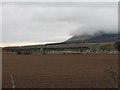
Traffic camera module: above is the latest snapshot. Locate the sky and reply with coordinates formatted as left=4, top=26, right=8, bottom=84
left=1, top=2, right=118, bottom=47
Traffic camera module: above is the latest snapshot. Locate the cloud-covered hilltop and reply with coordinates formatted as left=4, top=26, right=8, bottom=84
left=2, top=2, right=117, bottom=46
left=63, top=31, right=119, bottom=44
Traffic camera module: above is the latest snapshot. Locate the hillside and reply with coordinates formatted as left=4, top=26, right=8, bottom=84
left=64, top=34, right=94, bottom=44
left=63, top=33, right=119, bottom=44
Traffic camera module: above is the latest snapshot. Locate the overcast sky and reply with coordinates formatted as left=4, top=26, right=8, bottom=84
left=2, top=2, right=118, bottom=46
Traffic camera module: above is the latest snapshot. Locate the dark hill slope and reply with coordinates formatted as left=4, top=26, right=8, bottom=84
left=85, top=34, right=119, bottom=43
left=63, top=33, right=119, bottom=44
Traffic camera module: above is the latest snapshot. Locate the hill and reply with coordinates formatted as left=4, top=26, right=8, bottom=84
left=63, top=33, right=119, bottom=44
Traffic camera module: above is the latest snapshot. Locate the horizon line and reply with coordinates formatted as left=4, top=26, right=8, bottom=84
left=0, top=42, right=57, bottom=47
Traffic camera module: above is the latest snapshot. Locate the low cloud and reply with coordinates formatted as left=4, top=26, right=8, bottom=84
left=2, top=2, right=118, bottom=44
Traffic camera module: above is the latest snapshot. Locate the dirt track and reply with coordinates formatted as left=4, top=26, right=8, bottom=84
left=2, top=54, right=118, bottom=88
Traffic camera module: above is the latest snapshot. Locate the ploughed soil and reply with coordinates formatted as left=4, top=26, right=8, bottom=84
left=2, top=54, right=118, bottom=88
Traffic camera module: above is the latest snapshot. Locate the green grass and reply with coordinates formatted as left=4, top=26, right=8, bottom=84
left=89, top=44, right=101, bottom=50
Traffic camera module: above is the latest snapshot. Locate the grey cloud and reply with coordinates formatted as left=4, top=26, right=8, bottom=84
left=2, top=2, right=118, bottom=44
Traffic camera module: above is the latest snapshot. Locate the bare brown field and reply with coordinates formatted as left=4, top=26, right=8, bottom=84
left=2, top=54, right=118, bottom=88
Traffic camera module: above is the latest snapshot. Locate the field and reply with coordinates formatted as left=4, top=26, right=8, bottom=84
left=2, top=54, right=118, bottom=88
